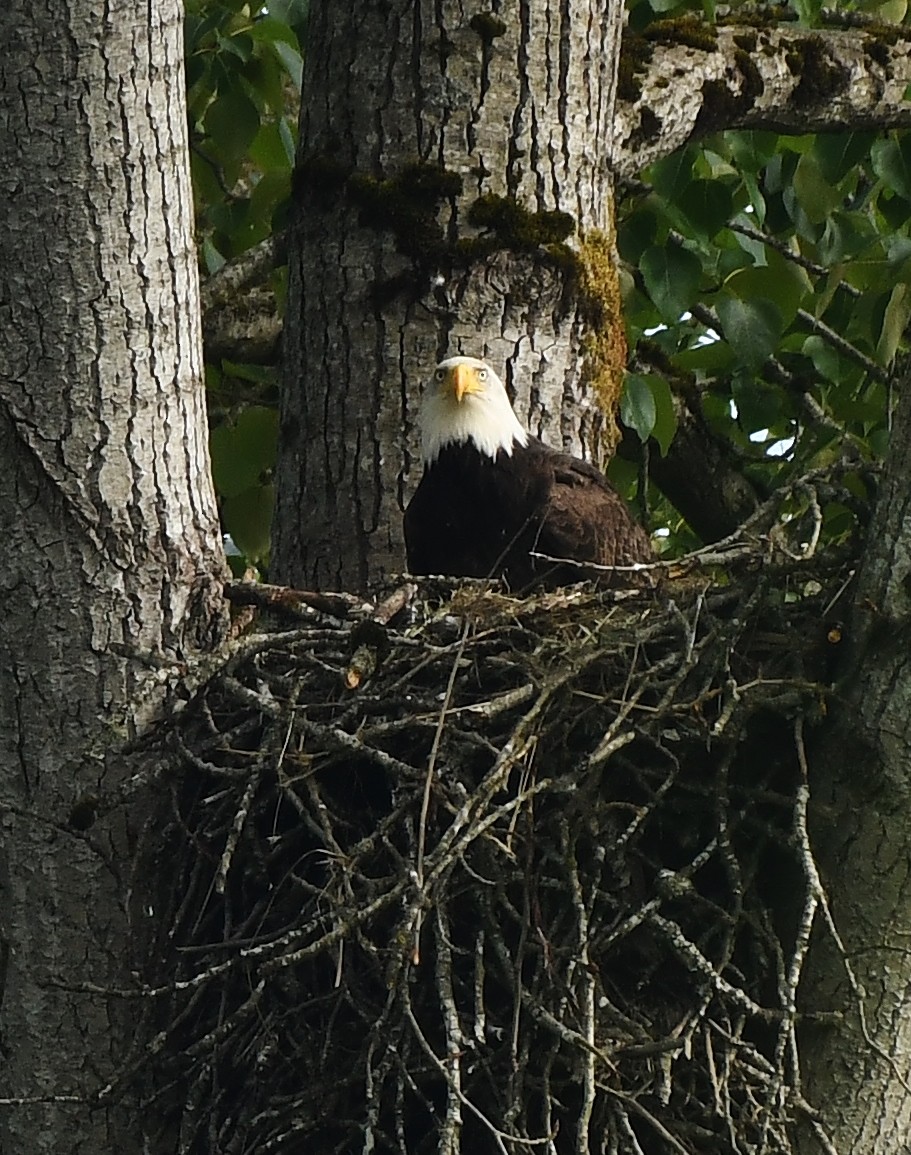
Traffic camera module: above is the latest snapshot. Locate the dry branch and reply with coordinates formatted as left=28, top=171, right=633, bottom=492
left=98, top=514, right=866, bottom=1153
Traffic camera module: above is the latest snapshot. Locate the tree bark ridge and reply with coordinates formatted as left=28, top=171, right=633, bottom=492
left=0, top=3, right=227, bottom=1150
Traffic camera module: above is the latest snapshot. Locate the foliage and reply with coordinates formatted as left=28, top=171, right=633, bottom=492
left=619, top=120, right=908, bottom=550
left=188, top=0, right=911, bottom=569
left=186, top=0, right=306, bottom=566
left=186, top=0, right=304, bottom=271
left=618, top=0, right=911, bottom=551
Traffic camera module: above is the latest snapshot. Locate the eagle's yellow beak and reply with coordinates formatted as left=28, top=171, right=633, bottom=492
left=452, top=362, right=482, bottom=403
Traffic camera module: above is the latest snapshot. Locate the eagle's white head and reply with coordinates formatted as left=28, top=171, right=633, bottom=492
left=420, top=355, right=529, bottom=465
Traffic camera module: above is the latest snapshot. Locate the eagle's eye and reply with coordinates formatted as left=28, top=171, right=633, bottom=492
left=434, top=368, right=446, bottom=382
left=477, top=368, right=488, bottom=382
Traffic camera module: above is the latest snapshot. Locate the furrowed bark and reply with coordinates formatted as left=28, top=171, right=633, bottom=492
left=0, top=2, right=227, bottom=1149
left=274, top=0, right=629, bottom=590
left=800, top=360, right=911, bottom=1152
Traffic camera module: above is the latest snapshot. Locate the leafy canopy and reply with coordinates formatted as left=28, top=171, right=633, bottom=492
left=189, top=0, right=911, bottom=566
left=186, top=0, right=306, bottom=566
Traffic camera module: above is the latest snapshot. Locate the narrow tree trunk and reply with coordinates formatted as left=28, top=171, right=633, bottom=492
left=799, top=363, right=911, bottom=1150
left=0, top=2, right=226, bottom=1150
left=274, top=0, right=627, bottom=590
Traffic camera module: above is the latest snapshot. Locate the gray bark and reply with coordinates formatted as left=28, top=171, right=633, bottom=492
left=273, top=0, right=628, bottom=590
left=615, top=23, right=911, bottom=177
left=797, top=363, right=911, bottom=1152
left=202, top=235, right=282, bottom=364
left=0, top=1, right=226, bottom=1150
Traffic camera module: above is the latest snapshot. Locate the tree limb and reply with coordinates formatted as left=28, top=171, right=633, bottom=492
left=200, top=235, right=283, bottom=364
left=615, top=22, right=911, bottom=176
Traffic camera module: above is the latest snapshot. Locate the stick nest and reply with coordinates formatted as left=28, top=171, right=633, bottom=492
left=133, top=536, right=856, bottom=1155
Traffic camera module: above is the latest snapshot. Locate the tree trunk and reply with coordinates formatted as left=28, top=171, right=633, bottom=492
left=273, top=0, right=628, bottom=590
left=0, top=2, right=226, bottom=1150
left=798, top=361, right=911, bottom=1152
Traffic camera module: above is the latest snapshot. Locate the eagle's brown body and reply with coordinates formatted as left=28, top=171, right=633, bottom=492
left=404, top=357, right=654, bottom=592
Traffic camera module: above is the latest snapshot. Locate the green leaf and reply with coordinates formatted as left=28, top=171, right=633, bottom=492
left=792, top=153, right=841, bottom=224
left=210, top=406, right=279, bottom=498
left=879, top=190, right=911, bottom=232
left=249, top=120, right=295, bottom=172
left=279, top=117, right=297, bottom=167
left=724, top=251, right=811, bottom=329
left=715, top=293, right=783, bottom=369
left=205, top=84, right=262, bottom=161
left=725, top=131, right=780, bottom=173
left=871, top=136, right=911, bottom=200
left=877, top=0, right=908, bottom=22
left=221, top=361, right=278, bottom=385
left=817, top=211, right=877, bottom=265
left=248, top=15, right=301, bottom=47
left=247, top=171, right=291, bottom=242
left=222, top=485, right=275, bottom=564
left=273, top=40, right=304, bottom=90
left=265, top=0, right=310, bottom=23
left=648, top=147, right=698, bottom=202
left=216, top=30, right=254, bottom=62
left=621, top=374, right=658, bottom=442
left=674, top=339, right=734, bottom=376
left=790, top=0, right=822, bottom=23
left=201, top=235, right=226, bottom=275
left=802, top=334, right=852, bottom=383
left=741, top=173, right=766, bottom=225
left=813, top=132, right=877, bottom=184
left=877, top=283, right=911, bottom=365
left=618, top=209, right=659, bottom=264
left=647, top=375, right=678, bottom=456
left=731, top=372, right=787, bottom=432
left=639, top=245, right=703, bottom=321
left=677, top=179, right=734, bottom=239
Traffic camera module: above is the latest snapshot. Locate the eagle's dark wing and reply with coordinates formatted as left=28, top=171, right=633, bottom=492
left=404, top=438, right=653, bottom=589
left=527, top=443, right=654, bottom=584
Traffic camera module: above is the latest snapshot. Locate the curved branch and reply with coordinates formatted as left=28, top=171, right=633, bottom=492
left=615, top=22, right=911, bottom=176
left=620, top=393, right=761, bottom=543
left=200, top=235, right=284, bottom=364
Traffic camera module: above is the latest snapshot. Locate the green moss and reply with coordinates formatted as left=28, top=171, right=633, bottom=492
left=723, top=6, right=792, bottom=28
left=467, top=193, right=575, bottom=250
left=734, top=47, right=764, bottom=102
left=860, top=22, right=907, bottom=44
left=644, top=16, right=718, bottom=51
left=783, top=35, right=850, bottom=103
left=296, top=158, right=581, bottom=304
left=454, top=235, right=501, bottom=261
left=294, top=157, right=464, bottom=264
left=619, top=18, right=716, bottom=104
left=369, top=269, right=426, bottom=311
left=627, top=107, right=663, bottom=151
left=469, top=12, right=507, bottom=40
left=861, top=28, right=905, bottom=68
left=864, top=36, right=890, bottom=68
left=733, top=31, right=758, bottom=53
left=293, top=153, right=352, bottom=207
left=346, top=161, right=464, bottom=260
left=575, top=229, right=628, bottom=452
left=694, top=48, right=764, bottom=133
left=617, top=33, right=653, bottom=103
left=67, top=793, right=99, bottom=831
left=541, top=242, right=580, bottom=272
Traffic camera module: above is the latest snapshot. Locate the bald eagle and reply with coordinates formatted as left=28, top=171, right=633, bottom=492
left=404, top=356, right=654, bottom=591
